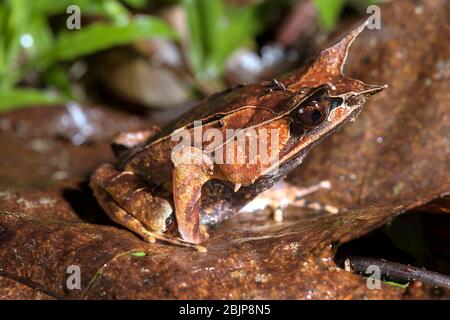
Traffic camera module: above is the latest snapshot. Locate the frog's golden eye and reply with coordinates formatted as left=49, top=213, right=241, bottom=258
left=294, top=99, right=331, bottom=129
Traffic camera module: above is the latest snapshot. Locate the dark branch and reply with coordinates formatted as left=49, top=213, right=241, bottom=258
left=345, top=256, right=450, bottom=290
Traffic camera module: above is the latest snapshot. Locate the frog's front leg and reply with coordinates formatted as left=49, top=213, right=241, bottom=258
left=90, top=163, right=206, bottom=251
left=171, top=146, right=214, bottom=244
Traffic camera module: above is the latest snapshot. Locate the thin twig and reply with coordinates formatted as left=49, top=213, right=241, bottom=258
left=345, top=256, right=450, bottom=290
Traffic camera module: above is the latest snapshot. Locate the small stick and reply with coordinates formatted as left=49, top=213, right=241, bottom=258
left=345, top=256, right=450, bottom=289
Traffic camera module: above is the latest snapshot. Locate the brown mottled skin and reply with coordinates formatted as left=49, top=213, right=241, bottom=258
left=90, top=21, right=385, bottom=250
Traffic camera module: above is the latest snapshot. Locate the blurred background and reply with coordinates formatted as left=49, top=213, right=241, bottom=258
left=0, top=0, right=379, bottom=117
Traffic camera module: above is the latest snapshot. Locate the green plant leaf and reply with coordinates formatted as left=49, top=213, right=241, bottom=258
left=27, top=15, right=54, bottom=58
left=35, top=0, right=123, bottom=17
left=122, top=0, right=147, bottom=8
left=184, top=0, right=261, bottom=81
left=41, top=16, right=177, bottom=64
left=184, top=0, right=205, bottom=76
left=384, top=280, right=409, bottom=289
left=43, top=65, right=75, bottom=98
left=0, top=5, right=8, bottom=81
left=0, top=88, right=66, bottom=111
left=130, top=251, right=147, bottom=257
left=314, top=0, right=345, bottom=30
left=208, top=5, right=259, bottom=72
left=314, top=0, right=381, bottom=30
left=34, top=0, right=85, bottom=15
left=0, top=0, right=33, bottom=90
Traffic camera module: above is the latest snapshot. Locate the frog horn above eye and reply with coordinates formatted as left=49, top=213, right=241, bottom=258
left=286, top=19, right=387, bottom=96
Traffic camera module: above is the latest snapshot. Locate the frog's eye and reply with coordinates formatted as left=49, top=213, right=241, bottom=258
left=294, top=99, right=331, bottom=129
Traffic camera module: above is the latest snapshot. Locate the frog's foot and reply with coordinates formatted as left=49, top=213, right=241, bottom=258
left=90, top=163, right=206, bottom=252
left=240, top=180, right=338, bottom=222
left=290, top=198, right=339, bottom=216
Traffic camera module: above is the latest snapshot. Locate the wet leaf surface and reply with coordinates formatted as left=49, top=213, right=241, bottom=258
left=0, top=0, right=448, bottom=299
left=0, top=104, right=151, bottom=191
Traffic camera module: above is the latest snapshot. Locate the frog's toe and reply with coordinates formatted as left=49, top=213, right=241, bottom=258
left=179, top=224, right=209, bottom=244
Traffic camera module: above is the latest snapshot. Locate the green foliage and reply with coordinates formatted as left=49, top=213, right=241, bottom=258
left=183, top=0, right=261, bottom=82
left=44, top=17, right=176, bottom=62
left=122, top=0, right=147, bottom=8
left=0, top=0, right=382, bottom=111
left=0, top=89, right=65, bottom=111
left=314, top=0, right=345, bottom=30
left=0, top=0, right=175, bottom=110
left=314, top=0, right=380, bottom=30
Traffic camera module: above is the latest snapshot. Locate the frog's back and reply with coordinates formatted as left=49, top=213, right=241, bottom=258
left=150, top=82, right=295, bottom=142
